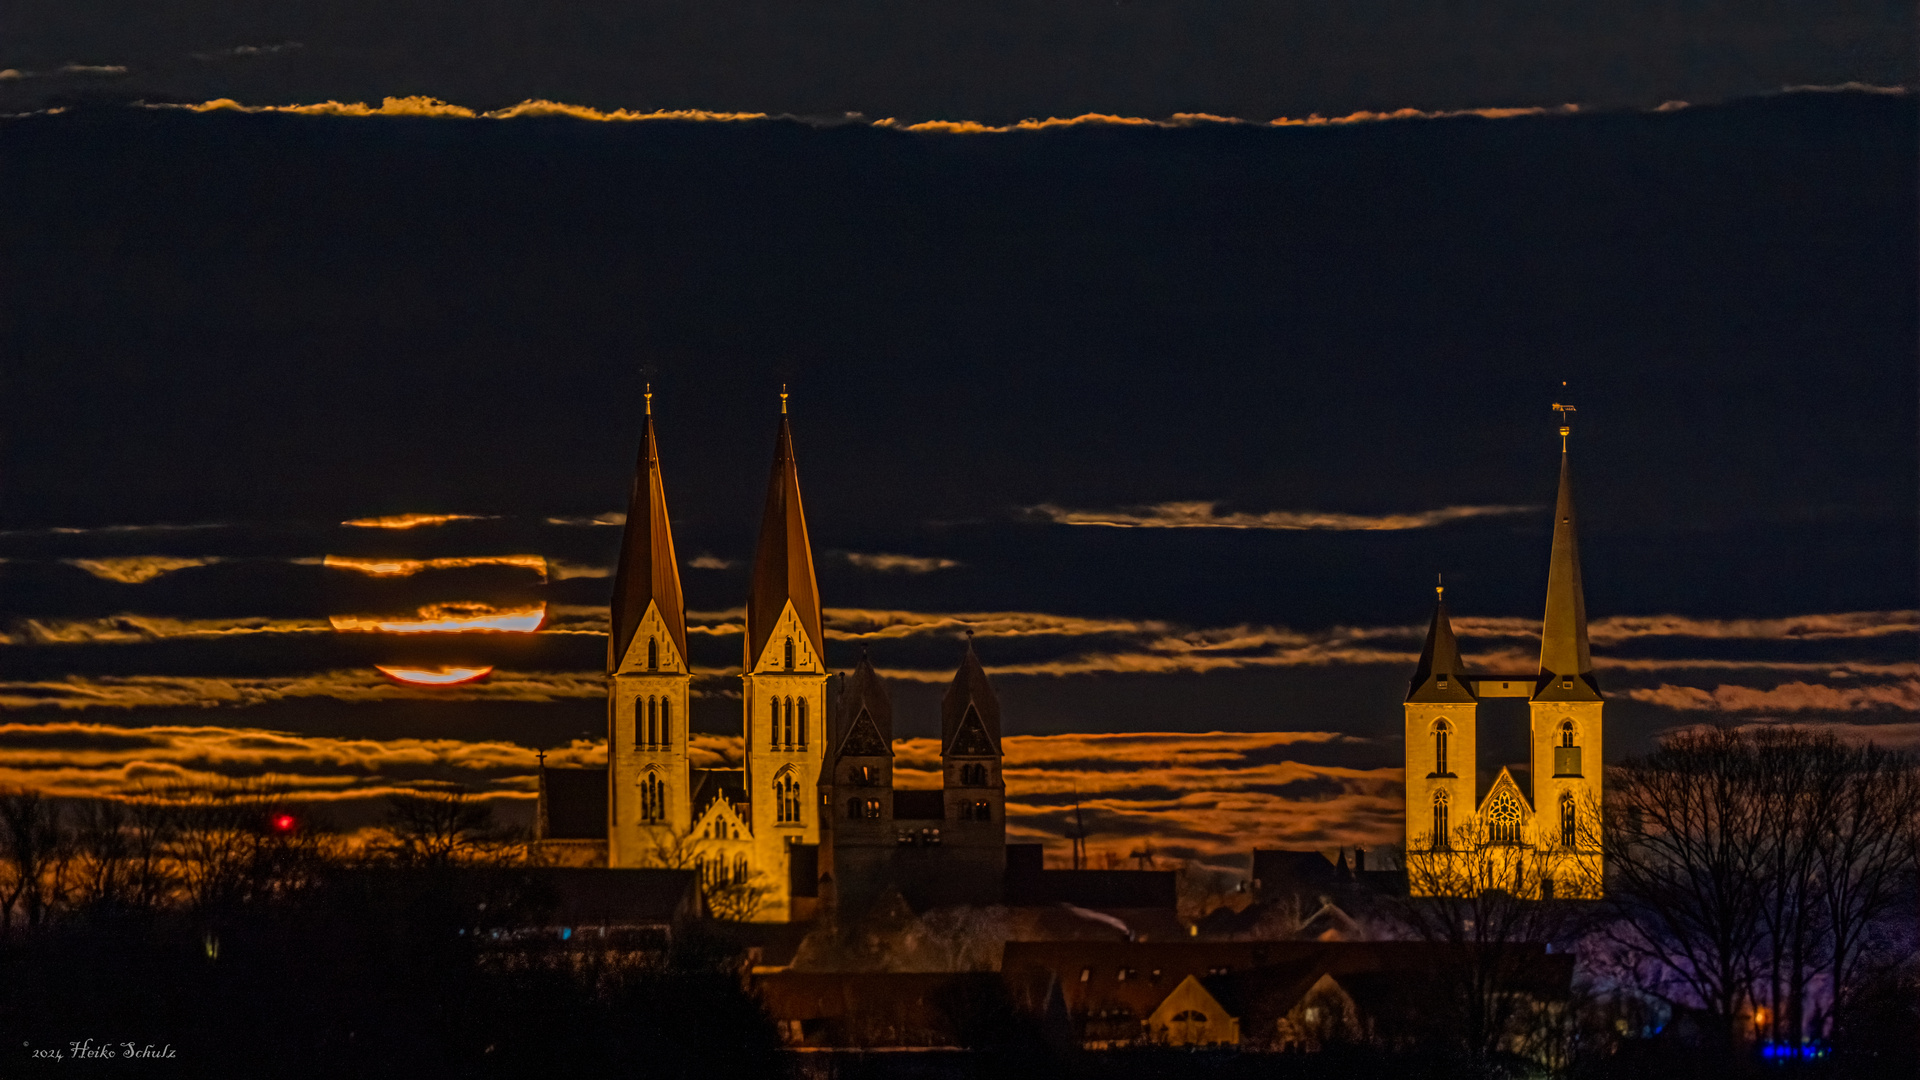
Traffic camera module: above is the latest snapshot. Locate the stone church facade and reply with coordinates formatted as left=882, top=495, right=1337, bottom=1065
left=537, top=391, right=1006, bottom=922
left=1401, top=421, right=1604, bottom=899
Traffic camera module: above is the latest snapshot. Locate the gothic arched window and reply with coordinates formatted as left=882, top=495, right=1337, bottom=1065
left=1431, top=790, right=1450, bottom=850
left=1560, top=720, right=1576, bottom=748
left=775, top=774, right=800, bottom=824
left=848, top=797, right=862, bottom=820
left=640, top=772, right=663, bottom=822
left=798, top=699, right=808, bottom=748
left=974, top=800, right=991, bottom=821
left=784, top=636, right=795, bottom=671
left=783, top=698, right=795, bottom=748
left=647, top=697, right=659, bottom=747
left=1560, top=792, right=1577, bottom=848
left=648, top=638, right=658, bottom=671
left=1432, top=719, right=1451, bottom=776
left=769, top=698, right=779, bottom=750
left=660, top=699, right=670, bottom=746
left=1488, top=790, right=1523, bottom=845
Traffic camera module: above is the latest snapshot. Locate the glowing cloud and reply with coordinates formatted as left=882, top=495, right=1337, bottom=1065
left=64, top=556, right=217, bottom=583
left=375, top=665, right=494, bottom=686
left=548, top=559, right=610, bottom=580
left=689, top=554, right=737, bottom=570
left=329, top=603, right=546, bottom=633
left=2, top=615, right=331, bottom=646
left=546, top=512, right=626, bottom=527
left=1629, top=679, right=1920, bottom=713
left=0, top=669, right=602, bottom=711
left=845, top=552, right=961, bottom=574
left=340, top=513, right=489, bottom=529
left=1025, top=501, right=1538, bottom=531
left=323, top=554, right=546, bottom=579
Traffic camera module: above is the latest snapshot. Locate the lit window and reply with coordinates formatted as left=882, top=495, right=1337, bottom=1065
left=1489, top=790, right=1523, bottom=845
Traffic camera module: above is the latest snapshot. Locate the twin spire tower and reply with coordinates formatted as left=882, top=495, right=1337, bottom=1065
left=606, top=388, right=828, bottom=919
left=1401, top=404, right=1604, bottom=899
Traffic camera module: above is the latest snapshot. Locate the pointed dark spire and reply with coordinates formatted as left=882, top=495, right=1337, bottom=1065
left=608, top=391, right=686, bottom=672
left=834, top=653, right=894, bottom=760
left=747, top=395, right=824, bottom=668
left=1536, top=443, right=1600, bottom=701
left=941, top=636, right=1002, bottom=756
left=1407, top=581, right=1475, bottom=703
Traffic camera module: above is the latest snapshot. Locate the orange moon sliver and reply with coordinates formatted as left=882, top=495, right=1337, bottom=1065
left=376, top=665, right=494, bottom=686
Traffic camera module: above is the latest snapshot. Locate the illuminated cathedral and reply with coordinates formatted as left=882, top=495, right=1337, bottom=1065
left=1401, top=409, right=1604, bottom=899
left=537, top=389, right=1006, bottom=922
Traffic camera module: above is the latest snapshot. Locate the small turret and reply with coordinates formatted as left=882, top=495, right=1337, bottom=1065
left=1407, top=580, right=1476, bottom=704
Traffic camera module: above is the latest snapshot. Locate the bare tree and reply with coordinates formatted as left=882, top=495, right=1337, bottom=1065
left=379, top=788, right=501, bottom=868
left=1396, top=810, right=1591, bottom=1059
left=1606, top=724, right=1920, bottom=1055
left=1809, top=740, right=1920, bottom=1037
left=1604, top=725, right=1769, bottom=1047
left=157, top=780, right=338, bottom=913
left=634, top=824, right=769, bottom=922
left=0, top=789, right=73, bottom=935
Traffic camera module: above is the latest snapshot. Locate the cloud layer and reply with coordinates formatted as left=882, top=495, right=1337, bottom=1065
left=64, top=556, right=219, bottom=583
left=0, top=725, right=1399, bottom=858
left=1025, top=500, right=1538, bottom=531
left=844, top=552, right=961, bottom=574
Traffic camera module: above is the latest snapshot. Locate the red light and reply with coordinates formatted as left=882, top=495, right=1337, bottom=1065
left=272, top=814, right=296, bottom=832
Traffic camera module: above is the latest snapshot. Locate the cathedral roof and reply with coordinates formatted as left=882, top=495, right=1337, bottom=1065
left=1535, top=449, right=1601, bottom=701
left=608, top=399, right=687, bottom=672
left=834, top=653, right=894, bottom=760
left=746, top=404, right=825, bottom=667
left=940, top=637, right=1002, bottom=757
left=1406, top=589, right=1475, bottom=703
left=538, top=766, right=609, bottom=840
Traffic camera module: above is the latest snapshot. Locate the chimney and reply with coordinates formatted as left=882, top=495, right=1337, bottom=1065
left=1354, top=847, right=1366, bottom=873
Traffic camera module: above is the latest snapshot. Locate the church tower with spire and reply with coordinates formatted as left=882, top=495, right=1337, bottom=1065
left=1528, top=404, right=1604, bottom=897
left=607, top=388, right=694, bottom=865
left=1403, top=581, right=1478, bottom=856
left=742, top=390, right=830, bottom=922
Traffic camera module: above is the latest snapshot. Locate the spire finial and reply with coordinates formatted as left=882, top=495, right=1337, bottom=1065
left=780, top=383, right=788, bottom=414
left=644, top=382, right=652, bottom=416
left=1552, top=382, right=1577, bottom=454
left=536, top=748, right=547, bottom=768
left=1437, top=572, right=1444, bottom=600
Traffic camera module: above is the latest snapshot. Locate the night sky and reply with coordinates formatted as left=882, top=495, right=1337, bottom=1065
left=1, top=12, right=1914, bottom=871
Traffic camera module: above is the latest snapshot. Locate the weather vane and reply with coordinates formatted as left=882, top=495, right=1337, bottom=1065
left=1437, top=572, right=1444, bottom=599
left=781, top=383, right=789, bottom=414
left=1551, top=381, right=1577, bottom=452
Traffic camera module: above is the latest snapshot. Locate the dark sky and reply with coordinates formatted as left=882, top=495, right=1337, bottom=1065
left=0, top=50, right=1914, bottom=863
left=2, top=1, right=1913, bottom=122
